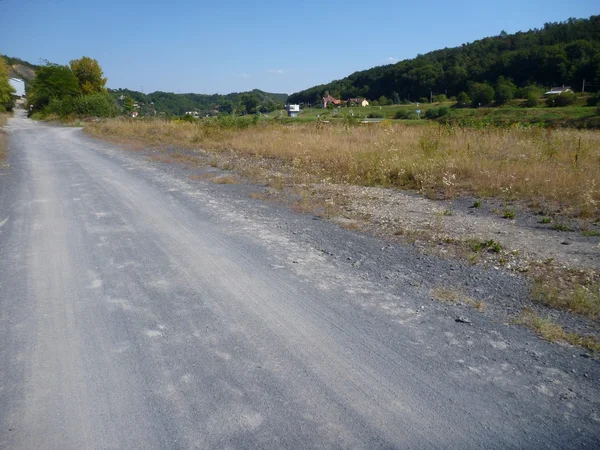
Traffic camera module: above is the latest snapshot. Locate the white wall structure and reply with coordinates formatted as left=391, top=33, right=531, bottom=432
left=9, top=78, right=26, bottom=97
left=286, top=104, right=300, bottom=117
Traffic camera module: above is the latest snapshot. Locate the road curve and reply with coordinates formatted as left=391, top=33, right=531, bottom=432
left=0, top=111, right=598, bottom=449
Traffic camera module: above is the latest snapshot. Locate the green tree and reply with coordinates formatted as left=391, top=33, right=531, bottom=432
left=378, top=95, right=391, bottom=106
left=239, top=92, right=260, bottom=114
left=28, top=63, right=80, bottom=111
left=69, top=56, right=107, bottom=95
left=469, top=82, right=495, bottom=107
left=456, top=91, right=471, bottom=107
left=392, top=91, right=400, bottom=104
left=495, top=76, right=516, bottom=103
left=122, top=95, right=135, bottom=114
left=0, top=57, right=16, bottom=111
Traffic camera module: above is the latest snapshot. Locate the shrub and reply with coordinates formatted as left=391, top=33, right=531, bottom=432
left=456, top=91, right=471, bottom=107
left=525, top=92, right=539, bottom=107
left=394, top=109, right=409, bottom=119
left=547, top=92, right=576, bottom=107
left=434, top=94, right=447, bottom=103
left=47, top=92, right=117, bottom=118
left=585, top=95, right=599, bottom=107
left=424, top=106, right=449, bottom=119
left=419, top=97, right=428, bottom=104
left=367, top=112, right=384, bottom=118
left=469, top=82, right=495, bottom=107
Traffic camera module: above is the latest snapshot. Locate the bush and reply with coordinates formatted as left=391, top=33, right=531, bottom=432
left=469, top=82, right=495, bottom=107
left=525, top=92, right=539, bottom=107
left=585, top=95, right=599, bottom=107
left=419, top=97, right=428, bottom=104
left=434, top=94, right=447, bottom=103
left=394, top=109, right=409, bottom=119
left=456, top=91, right=471, bottom=107
left=546, top=92, right=576, bottom=107
left=424, top=107, right=450, bottom=119
left=47, top=92, right=117, bottom=118
left=367, top=112, right=384, bottom=118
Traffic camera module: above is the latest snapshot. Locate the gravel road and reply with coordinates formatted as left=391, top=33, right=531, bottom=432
left=1, top=110, right=599, bottom=449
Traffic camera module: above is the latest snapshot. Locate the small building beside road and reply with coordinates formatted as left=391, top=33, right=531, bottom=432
left=9, top=78, right=26, bottom=97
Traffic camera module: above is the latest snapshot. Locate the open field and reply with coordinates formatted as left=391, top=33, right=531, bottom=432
left=87, top=118, right=600, bottom=219
left=266, top=99, right=599, bottom=126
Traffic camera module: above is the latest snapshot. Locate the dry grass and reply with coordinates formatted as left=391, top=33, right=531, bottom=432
left=515, top=309, right=600, bottom=353
left=0, top=113, right=9, bottom=166
left=431, top=286, right=485, bottom=311
left=530, top=267, right=600, bottom=320
left=86, top=119, right=600, bottom=218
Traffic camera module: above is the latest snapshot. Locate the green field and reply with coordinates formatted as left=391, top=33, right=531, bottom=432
left=262, top=98, right=599, bottom=128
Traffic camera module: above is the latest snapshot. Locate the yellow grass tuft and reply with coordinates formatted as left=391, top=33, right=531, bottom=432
left=515, top=309, right=600, bottom=353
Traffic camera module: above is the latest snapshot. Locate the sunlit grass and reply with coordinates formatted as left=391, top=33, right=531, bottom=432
left=86, top=118, right=600, bottom=219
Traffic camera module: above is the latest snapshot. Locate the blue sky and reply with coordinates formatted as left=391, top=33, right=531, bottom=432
left=1, top=0, right=598, bottom=95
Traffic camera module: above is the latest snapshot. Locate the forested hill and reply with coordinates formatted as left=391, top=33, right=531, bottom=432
left=108, top=88, right=288, bottom=116
left=288, top=16, right=600, bottom=104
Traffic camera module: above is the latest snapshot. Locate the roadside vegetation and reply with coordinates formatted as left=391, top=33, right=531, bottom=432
left=515, top=309, right=600, bottom=353
left=0, top=113, right=9, bottom=166
left=28, top=57, right=117, bottom=119
left=0, top=56, right=14, bottom=166
left=87, top=118, right=600, bottom=219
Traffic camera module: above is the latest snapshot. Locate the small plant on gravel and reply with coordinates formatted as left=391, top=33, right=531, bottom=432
left=441, top=208, right=452, bottom=216
left=551, top=223, right=574, bottom=232
left=502, top=209, right=515, bottom=220
left=539, top=217, right=551, bottom=224
left=431, top=286, right=485, bottom=311
left=582, top=230, right=600, bottom=237
left=471, top=200, right=482, bottom=208
left=470, top=239, right=502, bottom=253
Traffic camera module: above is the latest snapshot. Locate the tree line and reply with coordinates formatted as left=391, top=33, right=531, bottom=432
left=288, top=16, right=600, bottom=106
left=108, top=88, right=288, bottom=117
left=27, top=57, right=116, bottom=117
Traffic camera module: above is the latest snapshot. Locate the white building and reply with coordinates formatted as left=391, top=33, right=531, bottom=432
left=9, top=78, right=25, bottom=97
left=286, top=104, right=300, bottom=117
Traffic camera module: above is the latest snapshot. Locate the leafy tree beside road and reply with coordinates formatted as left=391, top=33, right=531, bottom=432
left=0, top=57, right=16, bottom=111
left=69, top=57, right=107, bottom=95
left=28, top=57, right=116, bottom=118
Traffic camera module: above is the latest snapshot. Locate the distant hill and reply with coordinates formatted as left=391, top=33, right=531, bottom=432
left=1, top=55, right=39, bottom=81
left=288, top=16, right=600, bottom=104
left=108, top=88, right=288, bottom=116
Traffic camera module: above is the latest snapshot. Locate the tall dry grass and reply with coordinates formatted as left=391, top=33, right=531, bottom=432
left=87, top=119, right=600, bottom=218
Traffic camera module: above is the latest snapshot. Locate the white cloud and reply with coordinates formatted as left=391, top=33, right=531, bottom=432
left=268, top=69, right=285, bottom=74
left=386, top=57, right=397, bottom=63
left=238, top=72, right=250, bottom=78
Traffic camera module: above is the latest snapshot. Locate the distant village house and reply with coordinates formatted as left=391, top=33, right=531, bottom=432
left=347, top=97, right=369, bottom=107
left=286, top=104, right=300, bottom=117
left=544, top=86, right=572, bottom=95
left=322, top=95, right=341, bottom=108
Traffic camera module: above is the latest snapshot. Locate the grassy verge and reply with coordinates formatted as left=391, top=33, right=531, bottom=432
left=515, top=309, right=600, bottom=353
left=431, top=286, right=485, bottom=311
left=86, top=118, right=600, bottom=219
left=0, top=113, right=9, bottom=166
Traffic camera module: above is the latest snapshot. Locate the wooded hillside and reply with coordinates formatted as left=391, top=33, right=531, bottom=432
left=288, top=16, right=600, bottom=104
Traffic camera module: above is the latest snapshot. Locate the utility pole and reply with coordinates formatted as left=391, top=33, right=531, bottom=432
left=582, top=79, right=585, bottom=93
left=430, top=90, right=433, bottom=103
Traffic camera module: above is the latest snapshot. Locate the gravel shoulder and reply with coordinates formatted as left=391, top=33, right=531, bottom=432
left=1, top=113, right=599, bottom=448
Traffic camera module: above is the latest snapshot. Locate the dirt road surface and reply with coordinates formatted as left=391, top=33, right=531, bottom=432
left=1, top=110, right=599, bottom=449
